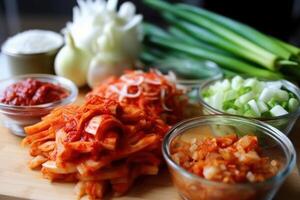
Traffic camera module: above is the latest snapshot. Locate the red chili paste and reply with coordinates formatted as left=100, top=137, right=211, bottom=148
left=0, top=78, right=69, bottom=106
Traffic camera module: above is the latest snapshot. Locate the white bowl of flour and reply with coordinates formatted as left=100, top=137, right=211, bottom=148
left=1, top=30, right=63, bottom=75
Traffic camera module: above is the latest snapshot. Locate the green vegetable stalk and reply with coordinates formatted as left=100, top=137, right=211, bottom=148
left=144, top=0, right=280, bottom=71
left=149, top=35, right=282, bottom=79
left=142, top=0, right=300, bottom=81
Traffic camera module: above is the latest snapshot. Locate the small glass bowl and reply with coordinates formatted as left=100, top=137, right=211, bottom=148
left=199, top=78, right=300, bottom=134
left=163, top=115, right=296, bottom=200
left=0, top=74, right=78, bottom=136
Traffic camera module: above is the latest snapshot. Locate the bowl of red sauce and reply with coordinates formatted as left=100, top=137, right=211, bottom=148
left=163, top=115, right=295, bottom=200
left=0, top=74, right=78, bottom=136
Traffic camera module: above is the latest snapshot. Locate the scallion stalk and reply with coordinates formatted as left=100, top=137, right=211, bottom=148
left=168, top=27, right=229, bottom=55
left=144, top=0, right=279, bottom=71
left=148, top=35, right=282, bottom=79
left=177, top=3, right=292, bottom=60
left=271, top=37, right=300, bottom=56
left=143, top=22, right=170, bottom=38
left=166, top=16, right=272, bottom=67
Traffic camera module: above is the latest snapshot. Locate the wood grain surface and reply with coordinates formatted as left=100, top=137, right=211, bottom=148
left=0, top=91, right=299, bottom=200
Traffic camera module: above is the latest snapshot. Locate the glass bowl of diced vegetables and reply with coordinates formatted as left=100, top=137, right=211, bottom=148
left=163, top=115, right=296, bottom=200
left=199, top=76, right=300, bottom=134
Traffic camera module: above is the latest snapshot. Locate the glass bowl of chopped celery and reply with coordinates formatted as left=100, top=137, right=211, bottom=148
left=199, top=76, right=300, bottom=134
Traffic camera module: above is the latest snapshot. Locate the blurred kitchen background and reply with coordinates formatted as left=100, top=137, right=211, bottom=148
left=1, top=0, right=300, bottom=45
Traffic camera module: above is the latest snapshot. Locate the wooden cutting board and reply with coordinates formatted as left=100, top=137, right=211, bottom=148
left=0, top=132, right=178, bottom=200
left=0, top=91, right=299, bottom=200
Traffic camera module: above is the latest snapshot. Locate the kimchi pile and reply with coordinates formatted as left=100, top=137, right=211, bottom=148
left=22, top=70, right=187, bottom=199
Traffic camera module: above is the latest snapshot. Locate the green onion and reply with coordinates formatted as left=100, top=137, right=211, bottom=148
left=148, top=35, right=282, bottom=79
left=164, top=15, right=275, bottom=68
left=144, top=0, right=279, bottom=70
left=168, top=26, right=230, bottom=55
left=143, top=0, right=300, bottom=80
left=271, top=37, right=300, bottom=56
left=143, top=22, right=170, bottom=38
left=222, top=69, right=239, bottom=77
left=141, top=39, right=222, bottom=79
left=177, top=3, right=293, bottom=60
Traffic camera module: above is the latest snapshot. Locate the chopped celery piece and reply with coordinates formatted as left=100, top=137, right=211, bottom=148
left=221, top=79, right=231, bottom=91
left=210, top=92, right=224, bottom=110
left=244, top=78, right=258, bottom=88
left=231, top=76, right=243, bottom=90
left=224, top=90, right=237, bottom=101
left=257, top=100, right=268, bottom=113
left=270, top=105, right=288, bottom=116
left=238, top=91, right=254, bottom=104
left=288, top=98, right=299, bottom=112
left=274, top=90, right=289, bottom=102
left=259, top=88, right=274, bottom=103
left=248, top=99, right=261, bottom=117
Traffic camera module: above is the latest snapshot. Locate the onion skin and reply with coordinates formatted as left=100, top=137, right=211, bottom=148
left=54, top=33, right=91, bottom=87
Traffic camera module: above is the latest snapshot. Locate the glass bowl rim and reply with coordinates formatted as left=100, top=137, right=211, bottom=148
left=0, top=74, right=78, bottom=112
left=198, top=77, right=300, bottom=121
left=162, top=115, right=296, bottom=188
